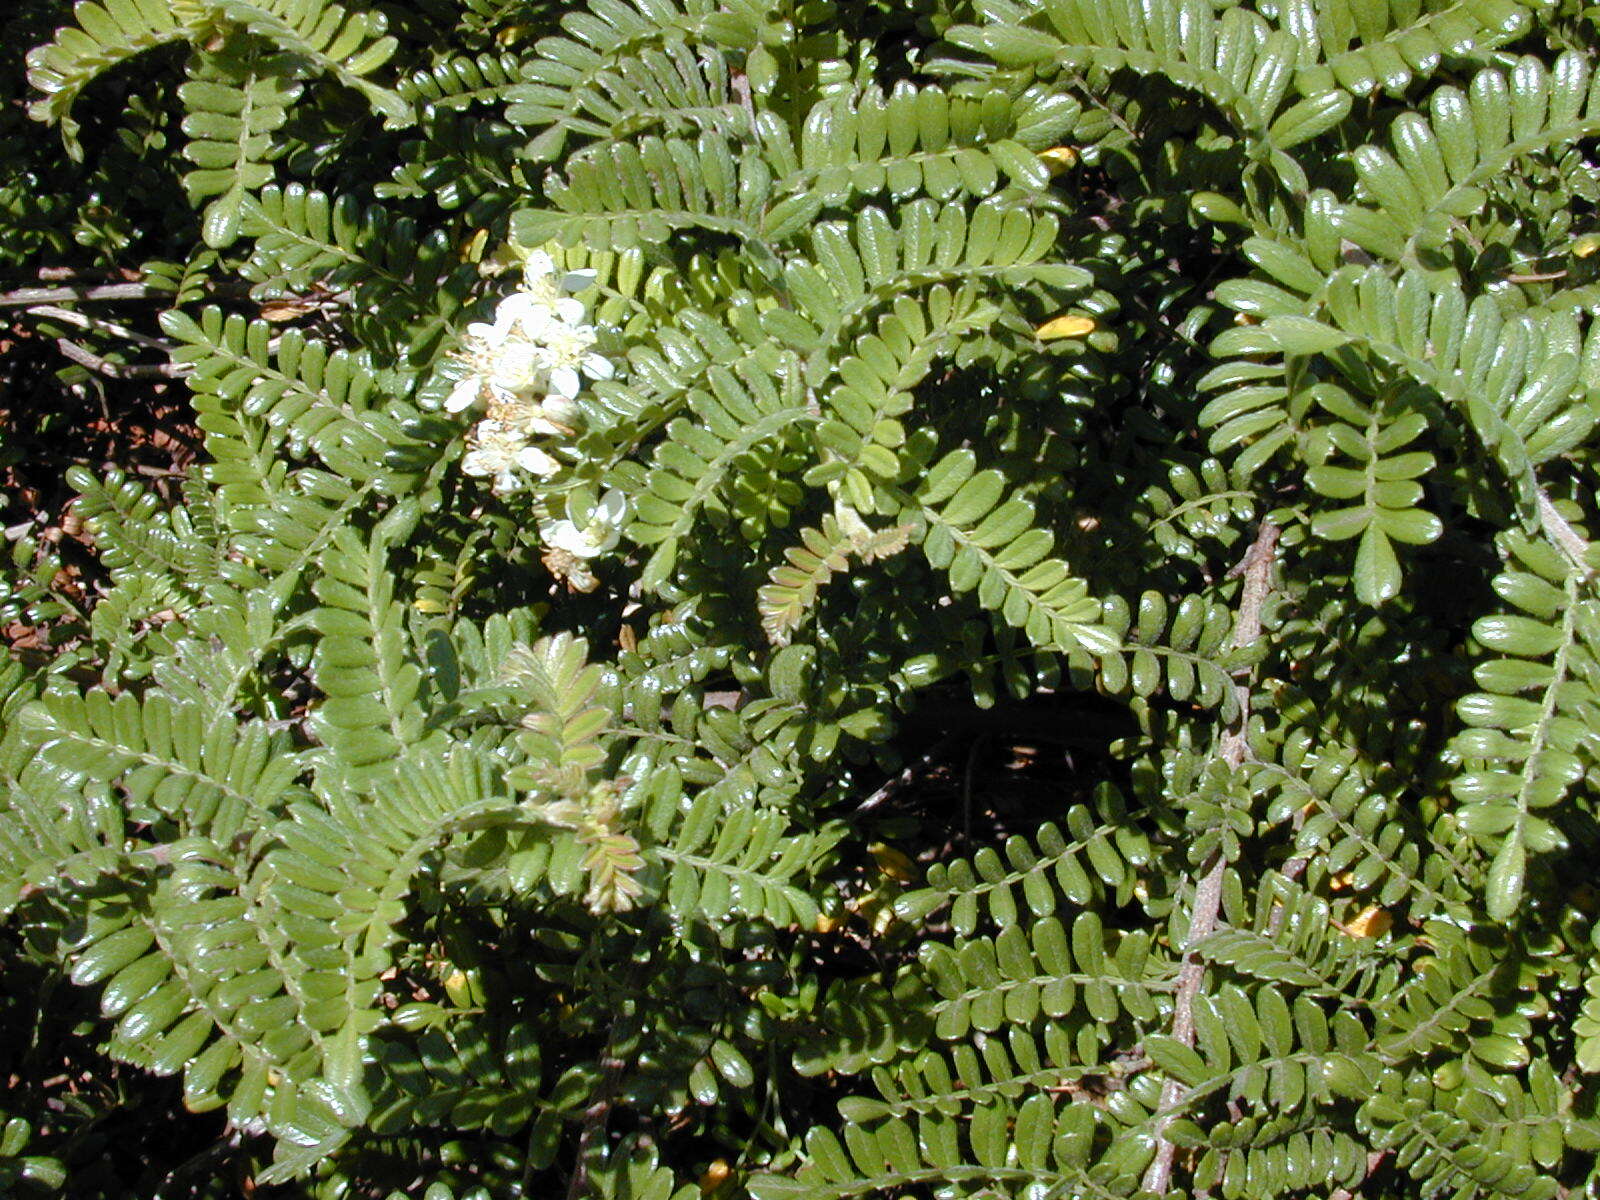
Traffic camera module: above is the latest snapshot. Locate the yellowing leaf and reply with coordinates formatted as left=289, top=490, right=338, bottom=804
left=258, top=298, right=321, bottom=322
left=1036, top=314, right=1095, bottom=340
left=1039, top=146, right=1078, bottom=175
left=700, top=1161, right=732, bottom=1193
left=459, top=228, right=488, bottom=263
left=1335, top=905, right=1392, bottom=938
left=869, top=842, right=916, bottom=883
left=1574, top=233, right=1600, bottom=258
left=443, top=967, right=486, bottom=1006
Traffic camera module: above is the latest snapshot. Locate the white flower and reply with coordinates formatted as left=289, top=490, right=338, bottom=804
left=518, top=443, right=563, bottom=479
left=540, top=490, right=628, bottom=558
left=445, top=375, right=482, bottom=414
left=448, top=289, right=612, bottom=413
left=533, top=318, right=614, bottom=399
left=445, top=246, right=614, bottom=419
left=486, top=391, right=578, bottom=438
left=543, top=394, right=581, bottom=426
left=445, top=323, right=504, bottom=413
left=461, top=421, right=562, bottom=493
left=522, top=250, right=597, bottom=314
left=445, top=319, right=543, bottom=413
left=496, top=290, right=577, bottom=334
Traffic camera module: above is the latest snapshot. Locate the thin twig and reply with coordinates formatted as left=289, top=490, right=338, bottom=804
left=1537, top=489, right=1593, bottom=576
left=565, top=987, right=638, bottom=1200
left=22, top=304, right=170, bottom=350
left=31, top=267, right=123, bottom=283
left=0, top=282, right=169, bottom=307
left=1330, top=1150, right=1388, bottom=1200
left=1142, top=520, right=1279, bottom=1197
left=730, top=70, right=760, bottom=140
left=1268, top=853, right=1310, bottom=936
left=1067, top=71, right=1139, bottom=142
left=53, top=338, right=188, bottom=380
left=567, top=1074, right=621, bottom=1200
left=961, top=734, right=984, bottom=845
left=849, top=735, right=957, bottom=816
left=154, top=1130, right=241, bottom=1199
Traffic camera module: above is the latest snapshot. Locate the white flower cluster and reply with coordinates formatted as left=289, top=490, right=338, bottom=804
left=445, top=250, right=630, bottom=592
left=448, top=251, right=615, bottom=494
left=538, top=489, right=628, bottom=593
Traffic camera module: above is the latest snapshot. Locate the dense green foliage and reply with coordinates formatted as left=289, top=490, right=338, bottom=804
left=6, top=0, right=1600, bottom=1196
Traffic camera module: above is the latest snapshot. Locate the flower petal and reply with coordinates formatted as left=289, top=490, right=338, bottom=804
left=445, top=377, right=480, bottom=413
left=497, top=293, right=553, bottom=333
left=523, top=414, right=560, bottom=436
left=551, top=365, right=581, bottom=397
left=522, top=250, right=555, bottom=281
left=543, top=394, right=580, bottom=424
left=542, top=518, right=589, bottom=555
left=490, top=343, right=541, bottom=393
left=596, top=490, right=628, bottom=523
left=517, top=445, right=562, bottom=477
left=582, top=353, right=615, bottom=381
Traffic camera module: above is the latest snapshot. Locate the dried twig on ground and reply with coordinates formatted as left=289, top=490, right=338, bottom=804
left=52, top=338, right=187, bottom=380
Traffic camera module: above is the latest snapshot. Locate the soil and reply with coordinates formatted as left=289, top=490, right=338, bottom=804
left=0, top=316, right=199, bottom=654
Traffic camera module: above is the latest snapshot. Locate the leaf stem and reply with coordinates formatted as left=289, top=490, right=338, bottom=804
left=1141, top=519, right=1278, bottom=1196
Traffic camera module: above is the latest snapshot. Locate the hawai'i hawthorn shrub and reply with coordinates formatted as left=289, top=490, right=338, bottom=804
left=5, top=0, right=1600, bottom=1197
